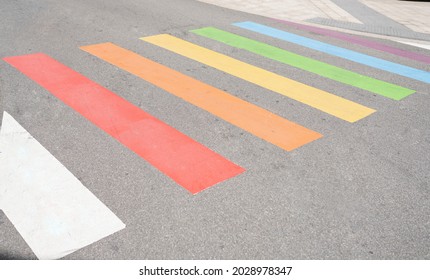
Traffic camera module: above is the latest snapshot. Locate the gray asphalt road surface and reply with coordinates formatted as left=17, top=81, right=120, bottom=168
left=0, top=0, right=429, bottom=259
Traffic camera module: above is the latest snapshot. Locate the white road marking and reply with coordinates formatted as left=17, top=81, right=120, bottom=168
left=398, top=41, right=430, bottom=51
left=0, top=112, right=125, bottom=259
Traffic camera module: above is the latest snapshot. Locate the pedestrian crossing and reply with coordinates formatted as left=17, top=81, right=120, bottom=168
left=3, top=53, right=245, bottom=195
left=278, top=19, right=430, bottom=64
left=234, top=22, right=430, bottom=83
left=3, top=21, right=427, bottom=194
left=0, top=112, right=125, bottom=260
left=141, top=34, right=375, bottom=122
left=2, top=20, right=428, bottom=259
left=80, top=43, right=322, bottom=152
left=191, top=27, right=414, bottom=100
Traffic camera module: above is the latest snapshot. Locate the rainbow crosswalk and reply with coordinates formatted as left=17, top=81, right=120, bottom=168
left=79, top=43, right=322, bottom=152
left=2, top=20, right=429, bottom=259
left=190, top=27, right=414, bottom=100
left=141, top=34, right=375, bottom=122
left=3, top=21, right=427, bottom=195
left=234, top=22, right=430, bottom=84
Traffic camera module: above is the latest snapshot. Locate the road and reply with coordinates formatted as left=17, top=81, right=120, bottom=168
left=0, top=0, right=429, bottom=259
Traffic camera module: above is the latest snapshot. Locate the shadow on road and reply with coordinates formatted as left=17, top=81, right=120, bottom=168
left=0, top=250, right=30, bottom=260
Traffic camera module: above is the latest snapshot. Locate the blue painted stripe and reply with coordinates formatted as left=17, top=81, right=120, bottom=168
left=233, top=22, right=430, bottom=84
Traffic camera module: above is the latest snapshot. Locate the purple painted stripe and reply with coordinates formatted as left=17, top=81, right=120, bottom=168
left=277, top=19, right=430, bottom=64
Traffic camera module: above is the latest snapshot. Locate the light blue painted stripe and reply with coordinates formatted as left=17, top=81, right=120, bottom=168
left=233, top=22, right=430, bottom=84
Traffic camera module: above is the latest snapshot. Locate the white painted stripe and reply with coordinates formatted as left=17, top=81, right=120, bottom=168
left=0, top=112, right=125, bottom=259
left=398, top=41, right=430, bottom=51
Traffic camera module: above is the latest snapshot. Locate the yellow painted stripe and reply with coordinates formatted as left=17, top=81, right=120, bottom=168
left=141, top=34, right=375, bottom=122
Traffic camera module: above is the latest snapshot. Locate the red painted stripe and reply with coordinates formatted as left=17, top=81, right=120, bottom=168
left=3, top=53, right=244, bottom=194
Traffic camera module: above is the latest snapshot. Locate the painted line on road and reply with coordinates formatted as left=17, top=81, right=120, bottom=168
left=191, top=27, right=414, bottom=100
left=0, top=112, right=125, bottom=259
left=277, top=20, right=430, bottom=64
left=234, top=22, right=430, bottom=84
left=80, top=43, right=322, bottom=151
left=3, top=54, right=244, bottom=194
left=397, top=41, right=430, bottom=51
left=141, top=34, right=375, bottom=123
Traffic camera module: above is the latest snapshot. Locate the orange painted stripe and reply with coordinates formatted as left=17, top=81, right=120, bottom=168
left=80, top=43, right=322, bottom=151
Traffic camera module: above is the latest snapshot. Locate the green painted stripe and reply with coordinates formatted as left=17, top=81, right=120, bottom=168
left=191, top=27, right=415, bottom=101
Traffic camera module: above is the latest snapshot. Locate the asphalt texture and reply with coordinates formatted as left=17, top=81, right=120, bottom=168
left=0, top=0, right=429, bottom=259
left=308, top=0, right=430, bottom=41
